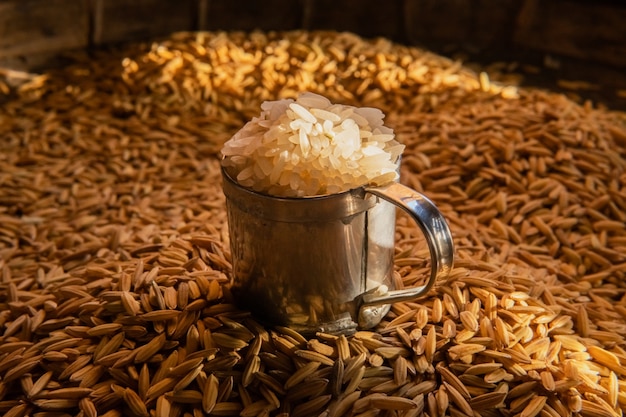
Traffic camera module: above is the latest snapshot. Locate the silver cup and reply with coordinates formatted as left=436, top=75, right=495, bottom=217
left=222, top=167, right=454, bottom=335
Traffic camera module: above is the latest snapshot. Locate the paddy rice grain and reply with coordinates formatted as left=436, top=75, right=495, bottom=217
left=0, top=29, right=625, bottom=417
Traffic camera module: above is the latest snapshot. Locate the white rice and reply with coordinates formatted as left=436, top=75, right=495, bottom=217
left=221, top=92, right=405, bottom=197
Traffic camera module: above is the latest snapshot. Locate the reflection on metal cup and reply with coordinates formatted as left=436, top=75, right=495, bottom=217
left=222, top=167, right=454, bottom=335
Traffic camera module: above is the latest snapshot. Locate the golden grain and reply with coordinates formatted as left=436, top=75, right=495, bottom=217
left=371, top=393, right=419, bottom=410
left=385, top=309, right=417, bottom=329
left=146, top=377, right=177, bottom=403
left=470, top=391, right=507, bottom=409
left=258, top=384, right=280, bottom=409
left=437, top=366, right=470, bottom=400
left=292, top=394, right=332, bottom=417
left=32, top=398, right=80, bottom=411
left=209, top=402, right=244, bottom=416
left=283, top=361, right=320, bottom=390
left=240, top=400, right=273, bottom=417
left=294, top=349, right=336, bottom=366
left=375, top=346, right=411, bottom=360
left=284, top=378, right=328, bottom=403
left=4, top=356, right=42, bottom=382
left=173, top=364, right=204, bottom=392
left=329, top=390, right=361, bottom=417
left=93, top=331, right=126, bottom=362
left=255, top=372, right=286, bottom=396
left=342, top=351, right=367, bottom=383
left=579, top=399, right=616, bottom=417
left=587, top=345, right=626, bottom=375
left=133, top=333, right=166, bottom=363
left=0, top=28, right=625, bottom=417
left=202, top=374, right=219, bottom=414
left=211, top=331, right=249, bottom=350
left=344, top=365, right=365, bottom=395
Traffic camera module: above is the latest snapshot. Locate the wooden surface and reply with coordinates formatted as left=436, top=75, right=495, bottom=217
left=0, top=0, right=89, bottom=69
left=303, top=0, right=405, bottom=41
left=405, top=0, right=524, bottom=53
left=200, top=0, right=303, bottom=32
left=91, top=0, right=197, bottom=45
left=514, top=0, right=626, bottom=68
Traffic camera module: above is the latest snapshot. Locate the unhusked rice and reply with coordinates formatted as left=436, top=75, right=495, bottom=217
left=0, top=29, right=625, bottom=417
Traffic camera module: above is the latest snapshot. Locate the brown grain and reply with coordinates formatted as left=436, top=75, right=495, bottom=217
left=0, top=28, right=625, bottom=417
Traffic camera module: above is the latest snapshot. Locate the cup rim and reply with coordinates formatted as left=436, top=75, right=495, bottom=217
left=220, top=165, right=368, bottom=201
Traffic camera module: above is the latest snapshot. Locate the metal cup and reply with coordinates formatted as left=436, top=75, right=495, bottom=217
left=222, top=167, right=454, bottom=335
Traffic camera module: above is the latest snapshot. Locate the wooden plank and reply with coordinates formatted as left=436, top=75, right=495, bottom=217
left=467, top=0, right=523, bottom=51
left=201, top=0, right=303, bottom=32
left=404, top=0, right=471, bottom=47
left=513, top=0, right=626, bottom=68
left=405, top=0, right=523, bottom=52
left=303, top=0, right=404, bottom=40
left=92, top=0, right=197, bottom=45
left=0, top=0, right=89, bottom=62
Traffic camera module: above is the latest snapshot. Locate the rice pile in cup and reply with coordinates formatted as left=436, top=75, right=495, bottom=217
left=221, top=92, right=405, bottom=196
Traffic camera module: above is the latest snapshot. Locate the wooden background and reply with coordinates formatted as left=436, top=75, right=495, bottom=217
left=1, top=0, right=625, bottom=107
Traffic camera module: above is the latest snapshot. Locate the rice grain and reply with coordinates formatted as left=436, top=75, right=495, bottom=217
left=1, top=28, right=625, bottom=417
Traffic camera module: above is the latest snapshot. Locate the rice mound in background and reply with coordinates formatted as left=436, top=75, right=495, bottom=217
left=221, top=92, right=405, bottom=197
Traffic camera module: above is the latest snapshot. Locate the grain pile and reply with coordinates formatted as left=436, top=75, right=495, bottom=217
left=221, top=92, right=404, bottom=196
left=1, top=30, right=626, bottom=417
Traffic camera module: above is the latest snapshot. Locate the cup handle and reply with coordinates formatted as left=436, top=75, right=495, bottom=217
left=359, top=182, right=454, bottom=309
